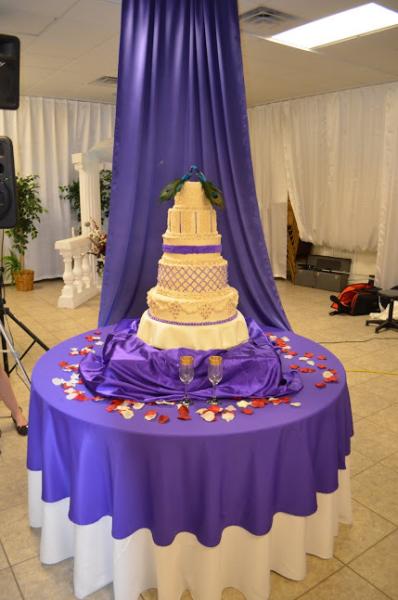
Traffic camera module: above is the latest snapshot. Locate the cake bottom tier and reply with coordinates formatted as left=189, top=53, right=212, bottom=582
left=137, top=310, right=249, bottom=350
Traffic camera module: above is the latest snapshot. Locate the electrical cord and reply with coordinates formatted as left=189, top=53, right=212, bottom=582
left=318, top=336, right=398, bottom=344
left=345, top=369, right=398, bottom=376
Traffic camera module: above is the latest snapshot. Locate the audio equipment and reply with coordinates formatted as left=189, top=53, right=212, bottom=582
left=0, top=136, right=17, bottom=229
left=0, top=34, right=20, bottom=110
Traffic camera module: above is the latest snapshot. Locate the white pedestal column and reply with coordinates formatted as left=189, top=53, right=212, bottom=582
left=72, top=153, right=102, bottom=235
left=72, top=153, right=103, bottom=288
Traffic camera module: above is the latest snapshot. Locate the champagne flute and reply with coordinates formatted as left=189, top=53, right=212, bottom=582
left=208, top=355, right=223, bottom=405
left=179, top=355, right=194, bottom=405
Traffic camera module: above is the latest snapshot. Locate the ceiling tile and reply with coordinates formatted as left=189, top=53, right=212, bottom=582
left=21, top=53, right=75, bottom=69
left=0, top=9, right=54, bottom=35
left=0, top=0, right=77, bottom=18
left=20, top=66, right=57, bottom=89
left=59, top=36, right=119, bottom=78
left=26, top=18, right=116, bottom=58
left=63, top=0, right=121, bottom=28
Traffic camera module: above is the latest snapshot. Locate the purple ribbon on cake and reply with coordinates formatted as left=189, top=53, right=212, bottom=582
left=163, top=244, right=221, bottom=254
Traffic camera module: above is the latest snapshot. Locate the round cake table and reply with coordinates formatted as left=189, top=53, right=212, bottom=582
left=27, top=325, right=353, bottom=600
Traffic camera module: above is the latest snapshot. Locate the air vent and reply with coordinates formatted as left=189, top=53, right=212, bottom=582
left=240, top=6, right=294, bottom=26
left=90, top=76, right=118, bottom=86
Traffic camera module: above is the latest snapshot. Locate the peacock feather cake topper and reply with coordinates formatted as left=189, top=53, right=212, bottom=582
left=159, top=165, right=224, bottom=209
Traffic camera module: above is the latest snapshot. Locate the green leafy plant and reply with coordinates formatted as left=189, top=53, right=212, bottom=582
left=3, top=250, right=22, bottom=281
left=59, top=169, right=112, bottom=226
left=59, top=179, right=80, bottom=220
left=159, top=165, right=224, bottom=209
left=5, top=174, right=46, bottom=269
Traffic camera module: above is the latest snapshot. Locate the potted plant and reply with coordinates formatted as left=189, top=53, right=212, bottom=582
left=3, top=250, right=22, bottom=284
left=4, top=174, right=46, bottom=291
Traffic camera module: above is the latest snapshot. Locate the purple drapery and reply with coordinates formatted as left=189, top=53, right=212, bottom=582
left=99, top=0, right=289, bottom=330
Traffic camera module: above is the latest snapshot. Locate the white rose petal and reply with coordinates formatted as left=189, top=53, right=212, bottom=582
left=132, top=402, right=144, bottom=410
left=222, top=411, right=235, bottom=422
left=323, top=371, right=333, bottom=379
left=201, top=411, right=216, bottom=422
left=236, top=400, right=250, bottom=408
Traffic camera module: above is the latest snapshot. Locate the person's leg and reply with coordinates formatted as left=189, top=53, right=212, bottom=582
left=0, top=367, right=27, bottom=428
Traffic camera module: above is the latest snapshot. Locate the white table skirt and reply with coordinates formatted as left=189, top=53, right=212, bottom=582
left=28, top=465, right=352, bottom=600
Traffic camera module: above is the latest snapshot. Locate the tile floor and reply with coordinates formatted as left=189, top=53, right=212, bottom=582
left=0, top=279, right=397, bottom=600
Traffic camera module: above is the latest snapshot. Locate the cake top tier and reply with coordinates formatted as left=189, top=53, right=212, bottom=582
left=174, top=182, right=212, bottom=210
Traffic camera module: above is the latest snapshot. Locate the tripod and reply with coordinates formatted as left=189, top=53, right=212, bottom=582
left=0, top=266, right=49, bottom=386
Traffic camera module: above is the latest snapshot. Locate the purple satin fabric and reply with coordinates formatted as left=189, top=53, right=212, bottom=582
left=162, top=244, right=222, bottom=254
left=79, top=318, right=302, bottom=402
left=99, top=0, right=289, bottom=330
left=27, top=325, right=353, bottom=546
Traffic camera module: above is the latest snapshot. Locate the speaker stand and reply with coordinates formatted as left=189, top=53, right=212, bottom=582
left=0, top=268, right=49, bottom=382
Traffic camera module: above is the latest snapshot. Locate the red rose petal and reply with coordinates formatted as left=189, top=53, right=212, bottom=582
left=279, top=396, right=290, bottom=403
left=251, top=399, right=266, bottom=408
left=325, top=376, right=338, bottom=383
left=315, top=382, right=326, bottom=389
left=241, top=407, right=254, bottom=415
left=290, top=364, right=299, bottom=370
left=106, top=400, right=123, bottom=412
left=158, top=414, right=170, bottom=424
left=304, top=352, right=314, bottom=358
left=144, top=410, right=157, bottom=421
left=178, top=405, right=192, bottom=420
left=290, top=351, right=298, bottom=356
left=317, top=354, right=327, bottom=360
left=317, top=364, right=326, bottom=369
left=207, top=405, right=223, bottom=413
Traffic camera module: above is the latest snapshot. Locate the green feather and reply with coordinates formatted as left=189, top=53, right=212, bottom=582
left=202, top=180, right=224, bottom=209
left=159, top=179, right=181, bottom=202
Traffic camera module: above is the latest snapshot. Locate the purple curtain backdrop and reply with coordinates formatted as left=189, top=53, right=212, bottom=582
left=99, top=0, right=289, bottom=330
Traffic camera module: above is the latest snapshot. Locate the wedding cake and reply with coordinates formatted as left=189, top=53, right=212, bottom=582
left=137, top=180, right=248, bottom=350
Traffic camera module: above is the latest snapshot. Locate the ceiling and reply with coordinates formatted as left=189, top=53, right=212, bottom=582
left=1, top=0, right=398, bottom=107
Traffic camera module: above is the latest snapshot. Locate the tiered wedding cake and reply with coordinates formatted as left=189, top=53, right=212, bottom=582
left=137, top=181, right=248, bottom=350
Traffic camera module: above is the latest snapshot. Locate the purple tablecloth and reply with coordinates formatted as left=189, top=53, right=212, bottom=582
left=27, top=325, right=353, bottom=547
left=79, top=318, right=303, bottom=402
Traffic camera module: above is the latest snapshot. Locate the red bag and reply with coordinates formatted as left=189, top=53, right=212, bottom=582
left=330, top=283, right=379, bottom=316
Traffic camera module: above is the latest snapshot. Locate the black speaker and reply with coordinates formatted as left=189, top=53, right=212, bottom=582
left=0, top=137, right=17, bottom=228
left=0, top=34, right=20, bottom=110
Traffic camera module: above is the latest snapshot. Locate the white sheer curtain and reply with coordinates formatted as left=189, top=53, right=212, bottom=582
left=248, top=82, right=398, bottom=283
left=0, top=96, right=115, bottom=280
left=376, top=84, right=398, bottom=289
left=248, top=104, right=288, bottom=278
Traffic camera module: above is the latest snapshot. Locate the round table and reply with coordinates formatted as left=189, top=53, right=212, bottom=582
left=27, top=325, right=353, bottom=600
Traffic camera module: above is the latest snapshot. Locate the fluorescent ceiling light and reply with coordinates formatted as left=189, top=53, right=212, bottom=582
left=269, top=3, right=398, bottom=50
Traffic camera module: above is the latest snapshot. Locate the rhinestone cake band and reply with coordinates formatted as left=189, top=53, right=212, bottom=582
left=147, top=311, right=238, bottom=327
left=162, top=244, right=222, bottom=254
left=157, top=263, right=227, bottom=293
